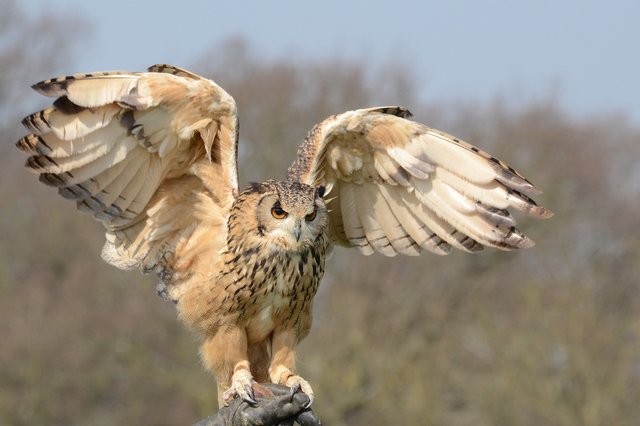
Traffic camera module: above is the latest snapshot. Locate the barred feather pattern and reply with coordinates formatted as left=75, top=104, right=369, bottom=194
left=18, top=64, right=239, bottom=289
left=288, top=106, right=553, bottom=256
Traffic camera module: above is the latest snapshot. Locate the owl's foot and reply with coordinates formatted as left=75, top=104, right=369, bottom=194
left=284, top=375, right=314, bottom=408
left=222, top=369, right=257, bottom=406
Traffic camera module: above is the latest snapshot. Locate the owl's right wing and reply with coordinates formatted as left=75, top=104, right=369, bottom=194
left=17, top=64, right=239, bottom=289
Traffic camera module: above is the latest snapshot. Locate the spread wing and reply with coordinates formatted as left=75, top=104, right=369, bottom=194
left=17, top=64, right=239, bottom=292
left=288, top=106, right=552, bottom=256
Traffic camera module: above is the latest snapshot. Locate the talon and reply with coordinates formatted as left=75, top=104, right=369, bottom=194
left=289, top=382, right=301, bottom=401
left=304, top=394, right=314, bottom=409
left=221, top=388, right=236, bottom=406
left=244, top=384, right=257, bottom=405
left=284, top=375, right=314, bottom=408
left=223, top=369, right=257, bottom=406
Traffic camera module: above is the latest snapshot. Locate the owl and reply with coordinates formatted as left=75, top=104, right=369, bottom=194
left=17, top=64, right=552, bottom=407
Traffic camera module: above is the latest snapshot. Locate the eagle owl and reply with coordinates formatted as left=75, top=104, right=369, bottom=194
left=17, top=64, right=552, bottom=407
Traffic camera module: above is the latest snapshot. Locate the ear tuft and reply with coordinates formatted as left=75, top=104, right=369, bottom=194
left=248, top=181, right=264, bottom=193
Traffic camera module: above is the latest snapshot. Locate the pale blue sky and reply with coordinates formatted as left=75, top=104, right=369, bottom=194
left=23, top=0, right=640, bottom=122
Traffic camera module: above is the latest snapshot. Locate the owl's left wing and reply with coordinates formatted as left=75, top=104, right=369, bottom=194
left=288, top=107, right=552, bottom=256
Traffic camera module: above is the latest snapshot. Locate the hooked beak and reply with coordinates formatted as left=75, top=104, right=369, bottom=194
left=293, top=220, right=302, bottom=242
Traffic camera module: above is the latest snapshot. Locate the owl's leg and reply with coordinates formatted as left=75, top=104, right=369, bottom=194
left=200, top=326, right=256, bottom=407
left=269, top=328, right=314, bottom=406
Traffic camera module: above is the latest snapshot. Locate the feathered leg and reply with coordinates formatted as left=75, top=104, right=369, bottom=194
left=269, top=327, right=314, bottom=406
left=200, top=326, right=256, bottom=407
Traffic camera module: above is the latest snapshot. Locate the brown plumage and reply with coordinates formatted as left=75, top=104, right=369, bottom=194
left=17, top=64, right=552, bottom=407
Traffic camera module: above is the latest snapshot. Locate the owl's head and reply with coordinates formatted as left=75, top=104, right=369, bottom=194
left=245, top=180, right=328, bottom=250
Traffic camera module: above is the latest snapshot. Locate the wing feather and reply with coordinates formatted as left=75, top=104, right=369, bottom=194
left=57, top=149, right=143, bottom=199
left=367, top=184, right=421, bottom=256
left=25, top=122, right=134, bottom=174
left=377, top=184, right=451, bottom=255
left=288, top=106, right=551, bottom=257
left=75, top=146, right=148, bottom=219
left=339, top=183, right=374, bottom=255
left=21, top=104, right=121, bottom=143
left=353, top=183, right=396, bottom=256
left=18, top=65, right=239, bottom=298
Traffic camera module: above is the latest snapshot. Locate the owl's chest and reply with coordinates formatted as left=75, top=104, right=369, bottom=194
left=220, top=242, right=327, bottom=341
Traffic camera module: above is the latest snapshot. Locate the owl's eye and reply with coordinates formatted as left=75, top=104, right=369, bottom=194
left=271, top=206, right=288, bottom=219
left=305, top=209, right=317, bottom=222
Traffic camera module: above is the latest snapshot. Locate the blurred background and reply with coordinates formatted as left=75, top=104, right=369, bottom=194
left=1, top=0, right=639, bottom=424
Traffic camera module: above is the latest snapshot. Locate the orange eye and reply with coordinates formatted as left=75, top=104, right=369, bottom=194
left=305, top=209, right=317, bottom=222
left=271, top=206, right=288, bottom=219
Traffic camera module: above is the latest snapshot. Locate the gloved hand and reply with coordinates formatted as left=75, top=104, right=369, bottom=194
left=192, top=383, right=321, bottom=426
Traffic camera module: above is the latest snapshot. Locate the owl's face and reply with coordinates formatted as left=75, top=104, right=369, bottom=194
left=253, top=180, right=328, bottom=250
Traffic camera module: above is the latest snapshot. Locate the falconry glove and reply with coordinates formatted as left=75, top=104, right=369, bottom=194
left=192, top=383, right=321, bottom=426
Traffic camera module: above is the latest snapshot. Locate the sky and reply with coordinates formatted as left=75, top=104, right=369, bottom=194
left=22, top=0, right=640, bottom=123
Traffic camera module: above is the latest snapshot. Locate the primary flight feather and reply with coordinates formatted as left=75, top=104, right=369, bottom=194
left=17, top=64, right=552, bottom=407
